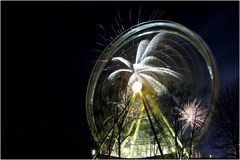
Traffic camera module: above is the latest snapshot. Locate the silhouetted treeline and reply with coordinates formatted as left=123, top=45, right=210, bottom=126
left=211, top=78, right=239, bottom=158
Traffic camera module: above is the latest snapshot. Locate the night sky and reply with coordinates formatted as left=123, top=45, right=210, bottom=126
left=2, top=1, right=239, bottom=159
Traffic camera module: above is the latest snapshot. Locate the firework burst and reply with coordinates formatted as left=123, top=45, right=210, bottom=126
left=179, top=99, right=207, bottom=133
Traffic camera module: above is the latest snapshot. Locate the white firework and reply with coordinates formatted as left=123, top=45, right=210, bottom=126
left=108, top=32, right=182, bottom=95
left=179, top=99, right=207, bottom=132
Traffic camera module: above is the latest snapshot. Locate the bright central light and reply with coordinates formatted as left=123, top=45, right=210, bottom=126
left=187, top=115, right=193, bottom=122
left=132, top=81, right=142, bottom=93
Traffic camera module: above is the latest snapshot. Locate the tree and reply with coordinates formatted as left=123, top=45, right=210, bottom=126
left=211, top=79, right=239, bottom=158
left=170, top=98, right=208, bottom=159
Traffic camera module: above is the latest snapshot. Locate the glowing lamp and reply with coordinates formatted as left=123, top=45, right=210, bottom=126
left=132, top=81, right=142, bottom=93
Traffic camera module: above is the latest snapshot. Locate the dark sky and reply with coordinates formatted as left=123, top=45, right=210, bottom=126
left=2, top=1, right=239, bottom=159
